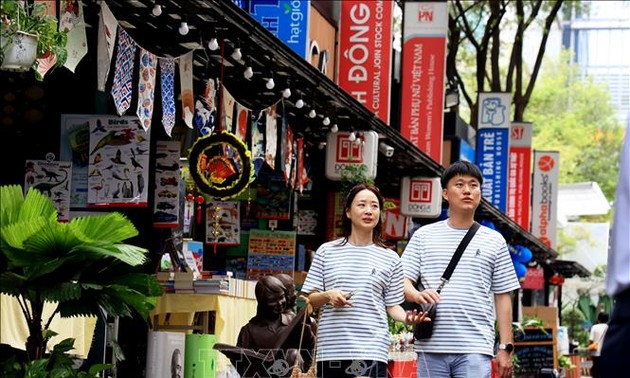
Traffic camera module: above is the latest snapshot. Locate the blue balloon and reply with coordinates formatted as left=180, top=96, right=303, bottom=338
left=516, top=246, right=533, bottom=264
left=514, top=262, right=527, bottom=278
left=481, top=219, right=496, bottom=230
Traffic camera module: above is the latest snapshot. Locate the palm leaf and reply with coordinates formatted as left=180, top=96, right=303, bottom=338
left=70, top=212, right=139, bottom=244
left=74, top=244, right=148, bottom=266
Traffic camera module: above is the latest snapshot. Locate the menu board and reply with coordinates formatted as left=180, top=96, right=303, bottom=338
left=246, top=229, right=296, bottom=280
left=514, top=327, right=557, bottom=377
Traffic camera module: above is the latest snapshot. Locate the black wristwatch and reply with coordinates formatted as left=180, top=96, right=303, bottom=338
left=498, top=343, right=514, bottom=353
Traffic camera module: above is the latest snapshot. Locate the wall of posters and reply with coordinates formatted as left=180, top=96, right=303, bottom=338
left=247, top=229, right=296, bottom=280
left=24, top=160, right=72, bottom=222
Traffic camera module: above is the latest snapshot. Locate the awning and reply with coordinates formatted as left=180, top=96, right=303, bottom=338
left=96, top=0, right=558, bottom=264
left=548, top=260, right=591, bottom=278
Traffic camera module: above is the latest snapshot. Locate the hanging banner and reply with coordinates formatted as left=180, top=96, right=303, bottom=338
left=508, top=122, right=533, bottom=231
left=478, top=92, right=511, bottom=129
left=531, top=151, right=560, bottom=249
left=476, top=128, right=510, bottom=212
left=382, top=198, right=410, bottom=240
left=248, top=0, right=310, bottom=58
left=338, top=1, right=393, bottom=124
left=400, top=1, right=448, bottom=162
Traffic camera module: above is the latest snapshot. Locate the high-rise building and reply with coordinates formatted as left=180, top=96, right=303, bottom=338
left=563, top=1, right=630, bottom=126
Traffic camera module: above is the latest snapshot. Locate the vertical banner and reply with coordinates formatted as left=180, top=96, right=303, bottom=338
left=248, top=0, right=310, bottom=59
left=508, top=123, right=533, bottom=230
left=531, top=151, right=560, bottom=249
left=478, top=92, right=511, bottom=129
left=400, top=1, right=448, bottom=162
left=338, top=1, right=393, bottom=124
left=476, top=128, right=510, bottom=212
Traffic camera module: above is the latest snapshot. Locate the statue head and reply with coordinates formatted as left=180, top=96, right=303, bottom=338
left=254, top=275, right=287, bottom=319
left=275, top=273, right=297, bottom=312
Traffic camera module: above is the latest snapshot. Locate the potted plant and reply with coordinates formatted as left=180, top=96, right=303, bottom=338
left=0, top=185, right=162, bottom=373
left=0, top=0, right=68, bottom=77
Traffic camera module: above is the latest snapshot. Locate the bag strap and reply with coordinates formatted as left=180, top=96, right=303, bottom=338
left=435, top=221, right=480, bottom=293
left=294, top=305, right=319, bottom=369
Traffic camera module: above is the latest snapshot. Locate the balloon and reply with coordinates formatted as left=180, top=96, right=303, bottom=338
left=516, top=246, right=533, bottom=264
left=480, top=219, right=496, bottom=230
left=514, top=262, right=527, bottom=278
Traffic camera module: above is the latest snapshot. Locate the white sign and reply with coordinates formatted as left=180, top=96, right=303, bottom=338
left=478, top=92, right=511, bottom=129
left=400, top=177, right=442, bottom=217
left=531, top=151, right=560, bottom=249
left=325, top=131, right=378, bottom=181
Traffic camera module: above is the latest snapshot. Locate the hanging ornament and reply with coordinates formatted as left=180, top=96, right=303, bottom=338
left=184, top=192, right=194, bottom=233
left=189, top=131, right=255, bottom=199
left=195, top=195, right=205, bottom=225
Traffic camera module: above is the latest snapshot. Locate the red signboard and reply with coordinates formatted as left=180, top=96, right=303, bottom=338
left=508, top=123, right=532, bottom=231
left=400, top=1, right=448, bottom=163
left=338, top=1, right=393, bottom=124
left=522, top=266, right=545, bottom=290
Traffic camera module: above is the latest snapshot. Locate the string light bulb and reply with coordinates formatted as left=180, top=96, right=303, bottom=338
left=231, top=47, right=242, bottom=61
left=295, top=99, right=304, bottom=109
left=266, top=77, right=275, bottom=90
left=353, top=134, right=362, bottom=145
left=331, top=124, right=338, bottom=133
left=322, top=117, right=330, bottom=126
left=282, top=87, right=291, bottom=98
left=318, top=142, right=327, bottom=150
left=178, top=21, right=189, bottom=35
left=308, top=109, right=316, bottom=118
left=348, top=132, right=356, bottom=141
left=152, top=4, right=162, bottom=16
left=207, top=37, right=219, bottom=51
left=243, top=66, right=253, bottom=79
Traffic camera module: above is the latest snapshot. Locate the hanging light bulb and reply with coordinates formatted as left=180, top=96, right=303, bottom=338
left=178, top=21, right=189, bottom=35
left=231, top=47, right=242, bottom=61
left=152, top=4, right=162, bottom=16
left=318, top=142, right=327, bottom=150
left=308, top=109, right=316, bottom=118
left=322, top=117, right=330, bottom=126
left=331, top=124, right=338, bottom=133
left=295, top=99, right=304, bottom=109
left=243, top=66, right=253, bottom=79
left=207, top=37, right=219, bottom=51
left=266, top=77, right=275, bottom=90
left=282, top=87, right=291, bottom=98
left=348, top=132, right=356, bottom=141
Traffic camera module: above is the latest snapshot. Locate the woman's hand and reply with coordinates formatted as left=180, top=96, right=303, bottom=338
left=405, top=309, right=431, bottom=324
left=327, top=289, right=353, bottom=307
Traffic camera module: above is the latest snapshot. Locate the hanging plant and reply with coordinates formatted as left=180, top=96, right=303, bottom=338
left=188, top=131, right=255, bottom=200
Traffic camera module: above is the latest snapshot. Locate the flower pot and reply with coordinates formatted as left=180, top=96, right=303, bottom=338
left=1, top=31, right=38, bottom=72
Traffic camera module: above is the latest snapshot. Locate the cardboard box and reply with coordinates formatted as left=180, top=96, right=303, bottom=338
left=522, top=306, right=558, bottom=329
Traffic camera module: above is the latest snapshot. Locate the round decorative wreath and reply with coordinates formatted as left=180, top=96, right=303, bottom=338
left=188, top=131, right=255, bottom=199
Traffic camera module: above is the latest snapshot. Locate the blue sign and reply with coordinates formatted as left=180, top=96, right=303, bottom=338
left=459, top=138, right=476, bottom=163
left=248, top=0, right=310, bottom=58
left=476, top=128, right=509, bottom=212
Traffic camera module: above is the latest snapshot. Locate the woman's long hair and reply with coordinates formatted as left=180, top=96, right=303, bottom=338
left=338, top=184, right=386, bottom=248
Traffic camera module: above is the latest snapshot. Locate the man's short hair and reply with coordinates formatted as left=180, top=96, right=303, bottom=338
left=441, top=161, right=483, bottom=189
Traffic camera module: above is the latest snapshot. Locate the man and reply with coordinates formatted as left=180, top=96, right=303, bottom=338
left=589, top=312, right=609, bottom=378
left=401, top=161, right=520, bottom=378
left=600, top=124, right=630, bottom=377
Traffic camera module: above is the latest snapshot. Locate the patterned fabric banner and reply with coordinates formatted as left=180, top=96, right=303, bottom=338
left=136, top=49, right=158, bottom=132
left=179, top=51, right=194, bottom=128
left=111, top=28, right=136, bottom=116
left=60, top=0, right=88, bottom=73
left=96, top=1, right=118, bottom=92
left=159, top=58, right=176, bottom=136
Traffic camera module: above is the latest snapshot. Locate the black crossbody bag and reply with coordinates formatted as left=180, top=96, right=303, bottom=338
left=414, top=222, right=480, bottom=340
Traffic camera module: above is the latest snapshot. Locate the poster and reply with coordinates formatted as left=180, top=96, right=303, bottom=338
left=153, top=141, right=180, bottom=228
left=60, top=114, right=91, bottom=208
left=24, top=160, right=72, bottom=222
left=145, top=331, right=186, bottom=378
left=87, top=115, right=150, bottom=207
left=247, top=229, right=296, bottom=280
left=206, top=201, right=240, bottom=246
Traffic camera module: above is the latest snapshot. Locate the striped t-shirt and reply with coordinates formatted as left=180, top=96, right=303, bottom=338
left=401, top=220, right=520, bottom=356
left=301, top=239, right=405, bottom=363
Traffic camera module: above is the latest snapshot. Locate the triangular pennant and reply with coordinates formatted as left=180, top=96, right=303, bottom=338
left=111, top=28, right=136, bottom=116
left=61, top=0, right=88, bottom=73
left=136, top=49, right=158, bottom=132
left=96, top=1, right=118, bottom=92
left=159, top=58, right=176, bottom=137
left=265, top=104, right=278, bottom=170
left=179, top=51, right=194, bottom=128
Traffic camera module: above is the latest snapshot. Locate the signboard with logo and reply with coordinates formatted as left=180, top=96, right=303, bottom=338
left=476, top=128, right=510, bottom=212
left=338, top=1, right=393, bottom=124
left=325, top=131, right=378, bottom=181
left=248, top=0, right=310, bottom=59
left=308, top=6, right=336, bottom=81
left=383, top=198, right=410, bottom=240
left=400, top=1, right=448, bottom=163
left=508, top=123, right=533, bottom=230
left=400, top=177, right=442, bottom=218
left=531, top=151, right=560, bottom=249
left=478, top=92, right=511, bottom=129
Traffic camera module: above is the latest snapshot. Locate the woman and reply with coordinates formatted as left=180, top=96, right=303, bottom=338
left=301, top=184, right=428, bottom=378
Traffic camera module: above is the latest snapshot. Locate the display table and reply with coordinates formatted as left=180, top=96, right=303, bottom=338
left=150, top=293, right=257, bottom=372
left=0, top=294, right=97, bottom=358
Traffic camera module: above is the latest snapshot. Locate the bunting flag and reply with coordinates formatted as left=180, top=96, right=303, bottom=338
left=265, top=104, right=278, bottom=170
left=159, top=58, right=176, bottom=137
left=297, top=137, right=310, bottom=193
left=61, top=0, right=88, bottom=73
left=222, top=87, right=236, bottom=132
left=284, top=123, right=294, bottom=186
left=235, top=103, right=248, bottom=141
left=111, top=28, right=136, bottom=116
left=251, top=110, right=265, bottom=175
left=136, top=49, right=158, bottom=132
left=179, top=51, right=194, bottom=128
left=194, top=78, right=217, bottom=135
left=96, top=1, right=118, bottom=92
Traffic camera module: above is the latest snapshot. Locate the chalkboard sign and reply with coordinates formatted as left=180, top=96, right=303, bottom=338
left=514, top=344, right=555, bottom=376
left=513, top=327, right=557, bottom=377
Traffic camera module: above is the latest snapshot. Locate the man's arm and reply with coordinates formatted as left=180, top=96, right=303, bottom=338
left=494, top=292, right=514, bottom=378
left=404, top=277, right=440, bottom=304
